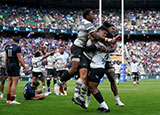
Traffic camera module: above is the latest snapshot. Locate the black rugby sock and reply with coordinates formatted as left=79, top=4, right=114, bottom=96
left=47, top=80, right=50, bottom=87
left=93, top=91, right=104, bottom=103
left=60, top=71, right=73, bottom=82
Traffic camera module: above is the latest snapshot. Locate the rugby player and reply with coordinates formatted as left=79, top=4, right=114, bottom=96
left=31, top=51, right=54, bottom=95
left=130, top=59, right=141, bottom=85
left=87, top=41, right=111, bottom=113
left=113, top=61, right=121, bottom=85
left=72, top=21, right=121, bottom=108
left=46, top=48, right=56, bottom=94
left=85, top=29, right=124, bottom=108
left=54, top=45, right=70, bottom=96
left=54, top=9, right=117, bottom=95
left=0, top=44, right=8, bottom=98
left=6, top=37, right=29, bottom=104
left=24, top=81, right=45, bottom=100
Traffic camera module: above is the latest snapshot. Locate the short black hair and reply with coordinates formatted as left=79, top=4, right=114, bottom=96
left=13, top=37, right=20, bottom=43
left=35, top=51, right=41, bottom=57
left=33, top=81, right=40, bottom=87
left=59, top=45, right=64, bottom=48
left=98, top=21, right=114, bottom=32
left=103, top=21, right=114, bottom=28
left=5, top=44, right=9, bottom=51
left=83, top=9, right=92, bottom=19
left=97, top=26, right=108, bottom=31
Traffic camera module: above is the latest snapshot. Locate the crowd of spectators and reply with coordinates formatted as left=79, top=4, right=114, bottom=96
left=0, top=4, right=121, bottom=30
left=0, top=37, right=72, bottom=76
left=1, top=36, right=160, bottom=76
left=1, top=4, right=160, bottom=31
left=124, top=10, right=160, bottom=31
left=125, top=40, right=160, bottom=75
left=105, top=40, right=160, bottom=76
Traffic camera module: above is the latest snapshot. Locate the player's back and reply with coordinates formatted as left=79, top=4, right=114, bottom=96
left=24, top=82, right=35, bottom=100
left=6, top=44, right=21, bottom=66
left=32, top=57, right=42, bottom=72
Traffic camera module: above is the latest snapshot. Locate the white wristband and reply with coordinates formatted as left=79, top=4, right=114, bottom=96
left=105, top=38, right=112, bottom=42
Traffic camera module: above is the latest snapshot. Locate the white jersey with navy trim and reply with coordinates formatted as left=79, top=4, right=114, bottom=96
left=32, top=57, right=43, bottom=72
left=0, top=51, right=6, bottom=68
left=53, top=52, right=70, bottom=71
left=47, top=55, right=54, bottom=69
left=90, top=42, right=107, bottom=69
left=113, top=64, right=121, bottom=74
left=74, top=19, right=95, bottom=48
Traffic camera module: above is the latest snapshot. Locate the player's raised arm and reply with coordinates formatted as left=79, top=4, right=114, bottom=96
left=41, top=51, right=54, bottom=61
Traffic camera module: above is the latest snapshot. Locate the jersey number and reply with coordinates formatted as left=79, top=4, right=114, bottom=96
left=8, top=49, right=12, bottom=57
left=33, top=62, right=40, bottom=68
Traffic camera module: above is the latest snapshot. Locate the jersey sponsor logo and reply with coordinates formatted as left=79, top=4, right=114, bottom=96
left=95, top=75, right=99, bottom=79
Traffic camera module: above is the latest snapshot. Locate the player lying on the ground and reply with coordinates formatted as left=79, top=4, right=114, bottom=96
left=0, top=44, right=8, bottom=98
left=54, top=9, right=117, bottom=94
left=24, top=81, right=45, bottom=100
left=31, top=50, right=54, bottom=95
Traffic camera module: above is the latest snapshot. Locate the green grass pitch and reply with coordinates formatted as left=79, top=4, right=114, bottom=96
left=0, top=79, right=160, bottom=115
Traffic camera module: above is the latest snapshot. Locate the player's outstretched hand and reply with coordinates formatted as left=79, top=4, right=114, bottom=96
left=24, top=68, right=29, bottom=74
left=114, top=35, right=122, bottom=41
left=110, top=35, right=122, bottom=45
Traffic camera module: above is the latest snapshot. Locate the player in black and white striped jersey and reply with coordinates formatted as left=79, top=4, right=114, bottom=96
left=0, top=44, right=8, bottom=98
left=54, top=9, right=116, bottom=96
left=72, top=21, right=121, bottom=109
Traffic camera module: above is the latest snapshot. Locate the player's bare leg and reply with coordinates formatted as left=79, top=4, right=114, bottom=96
left=88, top=82, right=110, bottom=113
left=0, top=75, right=6, bottom=98
left=53, top=76, right=57, bottom=85
left=47, top=76, right=51, bottom=94
left=63, top=83, right=67, bottom=95
left=39, top=77, right=47, bottom=95
left=9, top=77, right=21, bottom=104
left=136, top=75, right=140, bottom=84
left=6, top=76, right=12, bottom=104
left=132, top=75, right=136, bottom=85
left=116, top=74, right=120, bottom=85
left=106, top=69, right=124, bottom=107
left=55, top=61, right=79, bottom=95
